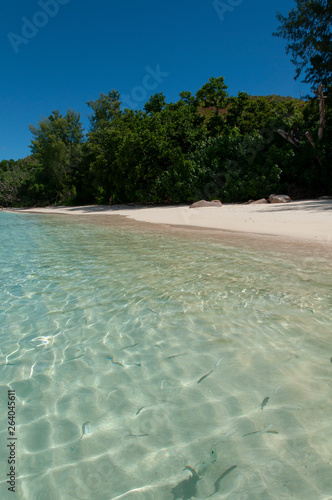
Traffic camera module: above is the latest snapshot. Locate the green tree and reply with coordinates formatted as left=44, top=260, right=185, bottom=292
left=144, top=92, right=166, bottom=114
left=84, top=88, right=207, bottom=204
left=0, top=158, right=39, bottom=206
left=196, top=76, right=229, bottom=135
left=192, top=131, right=282, bottom=203
left=29, top=110, right=84, bottom=203
left=110, top=100, right=206, bottom=203
left=86, top=90, right=121, bottom=131
left=196, top=76, right=228, bottom=116
left=85, top=91, right=123, bottom=202
left=274, top=0, right=332, bottom=88
left=226, top=94, right=305, bottom=134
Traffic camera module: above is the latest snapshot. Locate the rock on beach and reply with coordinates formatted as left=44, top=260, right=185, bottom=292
left=189, top=200, right=222, bottom=208
left=269, top=194, right=292, bottom=203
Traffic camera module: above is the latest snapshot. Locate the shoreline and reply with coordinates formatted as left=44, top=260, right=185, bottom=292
left=4, top=200, right=332, bottom=256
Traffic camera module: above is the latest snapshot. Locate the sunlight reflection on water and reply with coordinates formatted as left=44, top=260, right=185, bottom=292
left=0, top=212, right=331, bottom=499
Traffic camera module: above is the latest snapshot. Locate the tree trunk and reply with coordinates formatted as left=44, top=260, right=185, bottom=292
left=316, top=84, right=326, bottom=141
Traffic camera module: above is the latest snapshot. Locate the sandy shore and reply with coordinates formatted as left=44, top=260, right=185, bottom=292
left=7, top=199, right=332, bottom=245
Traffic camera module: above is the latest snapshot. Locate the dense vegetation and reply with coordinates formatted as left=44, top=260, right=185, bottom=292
left=0, top=78, right=330, bottom=207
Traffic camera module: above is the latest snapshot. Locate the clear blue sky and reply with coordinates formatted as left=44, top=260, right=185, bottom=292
left=2, top=0, right=311, bottom=161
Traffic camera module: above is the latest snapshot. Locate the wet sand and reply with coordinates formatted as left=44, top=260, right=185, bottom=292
left=7, top=200, right=332, bottom=256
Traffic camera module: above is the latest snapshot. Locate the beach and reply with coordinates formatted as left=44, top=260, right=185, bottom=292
left=9, top=199, right=332, bottom=247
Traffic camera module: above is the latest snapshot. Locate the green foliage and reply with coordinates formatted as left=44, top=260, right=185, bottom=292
left=84, top=91, right=124, bottom=202
left=274, top=0, right=332, bottom=89
left=86, top=90, right=121, bottom=131
left=2, top=75, right=331, bottom=207
left=192, top=132, right=282, bottom=202
left=0, top=158, right=39, bottom=206
left=29, top=110, right=85, bottom=204
left=272, top=88, right=332, bottom=195
left=196, top=76, right=229, bottom=135
left=144, top=93, right=167, bottom=114
left=196, top=76, right=229, bottom=116
left=226, top=94, right=305, bottom=133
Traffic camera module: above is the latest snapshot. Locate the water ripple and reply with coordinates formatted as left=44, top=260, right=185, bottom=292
left=0, top=212, right=331, bottom=499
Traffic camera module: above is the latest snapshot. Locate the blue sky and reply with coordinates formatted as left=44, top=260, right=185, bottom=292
left=2, top=0, right=311, bottom=161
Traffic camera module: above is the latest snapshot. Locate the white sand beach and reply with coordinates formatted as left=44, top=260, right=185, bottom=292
left=9, top=199, right=332, bottom=245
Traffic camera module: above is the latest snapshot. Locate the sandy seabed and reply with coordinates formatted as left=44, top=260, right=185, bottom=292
left=2, top=202, right=332, bottom=499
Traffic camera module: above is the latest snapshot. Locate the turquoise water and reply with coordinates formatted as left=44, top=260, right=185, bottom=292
left=0, top=212, right=332, bottom=500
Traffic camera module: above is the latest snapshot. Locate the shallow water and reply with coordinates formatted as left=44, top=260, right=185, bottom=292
left=0, top=212, right=332, bottom=500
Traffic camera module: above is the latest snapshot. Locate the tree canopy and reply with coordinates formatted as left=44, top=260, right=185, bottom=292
left=28, top=109, right=84, bottom=203
left=0, top=75, right=330, bottom=207
left=274, top=0, right=332, bottom=89
left=86, top=91, right=121, bottom=131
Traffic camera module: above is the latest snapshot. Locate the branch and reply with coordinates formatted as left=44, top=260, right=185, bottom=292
left=277, top=129, right=301, bottom=149
left=305, top=131, right=316, bottom=148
